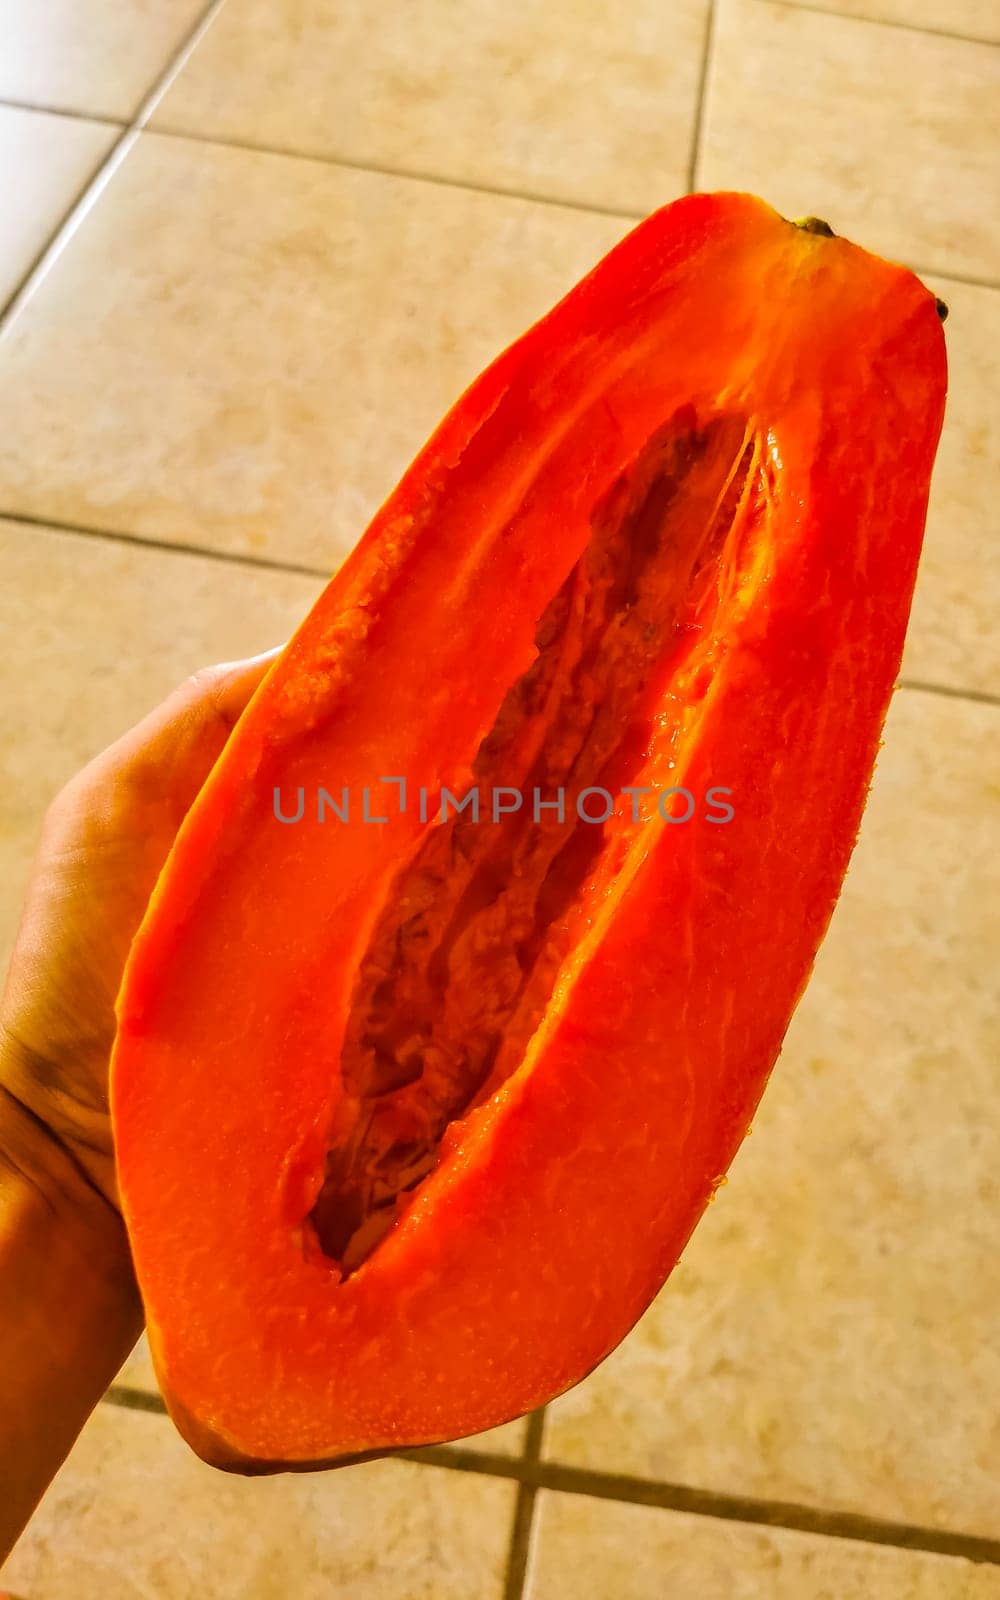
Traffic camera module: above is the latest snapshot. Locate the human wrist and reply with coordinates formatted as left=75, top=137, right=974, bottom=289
left=0, top=1083, right=142, bottom=1559
left=0, top=1079, right=138, bottom=1310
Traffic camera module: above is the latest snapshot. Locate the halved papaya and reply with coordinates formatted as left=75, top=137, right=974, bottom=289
left=111, top=192, right=946, bottom=1469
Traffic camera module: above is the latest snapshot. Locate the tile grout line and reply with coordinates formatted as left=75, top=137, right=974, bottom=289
left=686, top=0, right=717, bottom=193
left=4, top=512, right=997, bottom=710
left=0, top=130, right=137, bottom=330
left=915, top=264, right=1000, bottom=292
left=390, top=1444, right=1000, bottom=1569
left=146, top=118, right=647, bottom=222
left=759, top=0, right=1000, bottom=49
left=0, top=0, right=228, bottom=335
left=0, top=96, right=127, bottom=128
left=1, top=95, right=997, bottom=294
left=131, top=0, right=230, bottom=129
left=105, top=1385, right=169, bottom=1416
left=501, top=1409, right=546, bottom=1600
left=898, top=677, right=1000, bottom=708
left=101, top=1388, right=1000, bottom=1567
left=0, top=508, right=331, bottom=580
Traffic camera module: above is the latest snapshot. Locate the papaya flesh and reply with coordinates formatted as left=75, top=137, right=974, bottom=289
left=111, top=192, right=946, bottom=1470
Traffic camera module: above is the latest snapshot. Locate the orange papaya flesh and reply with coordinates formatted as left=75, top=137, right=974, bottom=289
left=111, top=191, right=946, bottom=1470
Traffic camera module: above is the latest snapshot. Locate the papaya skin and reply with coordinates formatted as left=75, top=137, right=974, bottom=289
left=111, top=191, right=946, bottom=1471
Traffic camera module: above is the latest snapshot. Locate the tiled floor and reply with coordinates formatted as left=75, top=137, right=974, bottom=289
left=1, top=2, right=997, bottom=1596
left=2, top=1406, right=519, bottom=1600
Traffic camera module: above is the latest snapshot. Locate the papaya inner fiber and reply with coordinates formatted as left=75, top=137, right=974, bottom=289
left=310, top=407, right=760, bottom=1272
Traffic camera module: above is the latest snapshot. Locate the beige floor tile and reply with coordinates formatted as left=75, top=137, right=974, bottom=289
left=0, top=1403, right=517, bottom=1597
left=0, top=105, right=117, bottom=307
left=0, top=132, right=627, bottom=571
left=113, top=1333, right=528, bottom=1455
left=902, top=277, right=1000, bottom=696
left=544, top=688, right=1000, bottom=1536
left=526, top=1494, right=1000, bottom=1600
left=0, top=520, right=322, bottom=970
left=151, top=0, right=707, bottom=212
left=791, top=0, right=998, bottom=45
left=700, top=0, right=1000, bottom=281
left=0, top=0, right=207, bottom=121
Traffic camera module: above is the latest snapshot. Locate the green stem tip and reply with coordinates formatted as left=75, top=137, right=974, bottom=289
left=793, top=216, right=836, bottom=238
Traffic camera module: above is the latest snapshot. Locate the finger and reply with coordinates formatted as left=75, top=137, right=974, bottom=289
left=117, top=645, right=283, bottom=766
left=56, top=646, right=285, bottom=824
left=191, top=645, right=288, bottom=731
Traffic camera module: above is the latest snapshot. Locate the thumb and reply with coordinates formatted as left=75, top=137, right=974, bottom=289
left=53, top=646, right=287, bottom=834
left=184, top=645, right=287, bottom=733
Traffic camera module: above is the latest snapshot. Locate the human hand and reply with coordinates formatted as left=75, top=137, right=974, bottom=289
left=0, top=649, right=282, bottom=1558
left=0, top=648, right=280, bottom=1215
